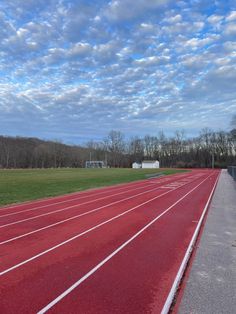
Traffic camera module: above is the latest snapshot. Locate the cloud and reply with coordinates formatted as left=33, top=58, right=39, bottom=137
left=68, top=42, right=93, bottom=58
left=183, top=34, right=220, bottom=50
left=223, top=41, right=236, bottom=52
left=0, top=0, right=236, bottom=142
left=226, top=11, right=236, bottom=22
left=164, top=14, right=182, bottom=23
left=224, top=23, right=236, bottom=36
left=104, top=0, right=171, bottom=22
left=207, top=14, right=224, bottom=24
left=134, top=55, right=170, bottom=67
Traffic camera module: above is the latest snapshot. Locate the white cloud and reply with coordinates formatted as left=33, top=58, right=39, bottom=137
left=94, top=41, right=121, bottom=62
left=184, top=35, right=219, bottom=49
left=181, top=54, right=208, bottom=68
left=161, top=21, right=204, bottom=36
left=139, top=23, right=156, bottom=33
left=68, top=42, right=92, bottom=57
left=223, top=41, right=236, bottom=51
left=224, top=23, right=236, bottom=36
left=0, top=0, right=236, bottom=141
left=105, top=0, right=171, bottom=22
left=214, top=57, right=231, bottom=66
left=164, top=14, right=182, bottom=23
left=226, top=11, right=236, bottom=22
left=134, top=55, right=170, bottom=67
left=207, top=14, right=224, bottom=24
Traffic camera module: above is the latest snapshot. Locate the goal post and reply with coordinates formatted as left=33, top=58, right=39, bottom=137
left=85, top=161, right=105, bottom=168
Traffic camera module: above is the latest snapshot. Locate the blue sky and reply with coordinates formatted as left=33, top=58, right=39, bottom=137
left=0, top=0, right=236, bottom=143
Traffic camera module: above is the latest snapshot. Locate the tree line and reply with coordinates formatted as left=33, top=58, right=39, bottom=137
left=0, top=128, right=235, bottom=169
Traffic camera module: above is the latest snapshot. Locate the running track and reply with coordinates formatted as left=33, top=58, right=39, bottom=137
left=0, top=169, right=220, bottom=313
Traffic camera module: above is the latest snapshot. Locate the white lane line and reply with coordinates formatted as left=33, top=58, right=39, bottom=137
left=0, top=173, right=213, bottom=276
left=0, top=173, right=192, bottom=218
left=161, top=171, right=220, bottom=314
left=0, top=188, right=175, bottom=276
left=0, top=172, right=193, bottom=214
left=160, top=186, right=175, bottom=189
left=0, top=180, right=160, bottom=218
left=0, top=174, right=202, bottom=242
left=37, top=173, right=215, bottom=314
left=0, top=173, right=195, bottom=228
left=0, top=173, right=185, bottom=212
left=0, top=178, right=155, bottom=212
left=0, top=174, right=169, bottom=211
left=0, top=187, right=173, bottom=245
left=0, top=184, right=169, bottom=229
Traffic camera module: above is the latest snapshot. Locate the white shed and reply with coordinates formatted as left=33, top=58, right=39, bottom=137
left=142, top=160, right=160, bottom=169
left=132, top=162, right=142, bottom=169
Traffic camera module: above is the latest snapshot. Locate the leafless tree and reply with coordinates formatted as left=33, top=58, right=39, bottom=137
left=103, top=130, right=126, bottom=167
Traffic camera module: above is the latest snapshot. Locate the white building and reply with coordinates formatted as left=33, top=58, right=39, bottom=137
left=142, top=160, right=160, bottom=169
left=132, top=162, right=142, bottom=169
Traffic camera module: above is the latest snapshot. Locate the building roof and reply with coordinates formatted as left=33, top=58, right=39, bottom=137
left=142, top=160, right=159, bottom=163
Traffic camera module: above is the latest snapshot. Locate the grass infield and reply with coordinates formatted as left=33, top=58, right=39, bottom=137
left=0, top=168, right=186, bottom=206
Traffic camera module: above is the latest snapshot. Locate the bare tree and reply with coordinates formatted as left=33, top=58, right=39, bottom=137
left=104, top=130, right=126, bottom=167
left=128, top=137, right=144, bottom=163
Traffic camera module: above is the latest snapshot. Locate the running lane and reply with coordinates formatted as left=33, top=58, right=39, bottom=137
left=0, top=172, right=195, bottom=243
left=0, top=169, right=219, bottom=313
left=0, top=171, right=189, bottom=216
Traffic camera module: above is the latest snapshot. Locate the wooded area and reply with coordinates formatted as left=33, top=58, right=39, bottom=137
left=0, top=127, right=235, bottom=169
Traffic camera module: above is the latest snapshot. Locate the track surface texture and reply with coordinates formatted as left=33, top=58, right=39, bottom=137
left=0, top=169, right=220, bottom=314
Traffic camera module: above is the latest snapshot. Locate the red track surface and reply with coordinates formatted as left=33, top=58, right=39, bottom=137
left=0, top=169, right=220, bottom=313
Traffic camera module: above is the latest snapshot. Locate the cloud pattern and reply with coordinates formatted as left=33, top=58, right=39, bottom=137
left=0, top=0, right=236, bottom=143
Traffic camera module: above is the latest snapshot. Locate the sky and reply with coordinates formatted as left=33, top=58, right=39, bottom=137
left=0, top=0, right=236, bottom=144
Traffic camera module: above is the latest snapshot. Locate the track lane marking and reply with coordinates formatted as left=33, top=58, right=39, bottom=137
left=0, top=173, right=194, bottom=219
left=37, top=172, right=217, bottom=314
left=0, top=173, right=214, bottom=276
left=0, top=174, right=207, bottom=244
left=0, top=178, right=177, bottom=218
left=0, top=187, right=173, bottom=245
left=0, top=173, right=196, bottom=228
left=0, top=189, right=175, bottom=275
left=0, top=172, right=189, bottom=213
left=0, top=181, right=164, bottom=219
left=0, top=179, right=153, bottom=211
left=0, top=185, right=172, bottom=229
left=160, top=171, right=220, bottom=314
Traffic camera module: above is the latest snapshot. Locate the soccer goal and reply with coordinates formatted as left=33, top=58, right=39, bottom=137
left=85, top=161, right=105, bottom=168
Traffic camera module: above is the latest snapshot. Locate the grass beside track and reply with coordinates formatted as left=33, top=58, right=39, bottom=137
left=0, top=168, right=187, bottom=206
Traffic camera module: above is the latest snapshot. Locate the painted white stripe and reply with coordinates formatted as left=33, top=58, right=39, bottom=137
left=0, top=181, right=159, bottom=218
left=0, top=178, right=174, bottom=218
left=0, top=172, right=191, bottom=213
left=0, top=173, right=209, bottom=275
left=0, top=174, right=189, bottom=220
left=0, top=178, right=155, bottom=211
left=0, top=187, right=173, bottom=245
left=160, top=186, right=175, bottom=189
left=0, top=185, right=170, bottom=229
left=0, top=174, right=201, bottom=244
left=160, top=171, right=220, bottom=314
left=0, top=189, right=173, bottom=276
left=37, top=173, right=216, bottom=314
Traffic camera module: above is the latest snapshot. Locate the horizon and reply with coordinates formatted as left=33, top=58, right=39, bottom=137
left=0, top=126, right=234, bottom=147
left=0, top=0, right=236, bottom=144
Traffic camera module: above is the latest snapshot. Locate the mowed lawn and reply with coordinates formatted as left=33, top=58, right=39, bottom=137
left=0, top=168, right=186, bottom=206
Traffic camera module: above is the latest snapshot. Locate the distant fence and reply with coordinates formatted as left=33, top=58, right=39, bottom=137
left=228, top=166, right=236, bottom=181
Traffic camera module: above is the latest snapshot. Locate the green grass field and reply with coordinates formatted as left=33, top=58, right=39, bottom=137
left=0, top=168, right=186, bottom=206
